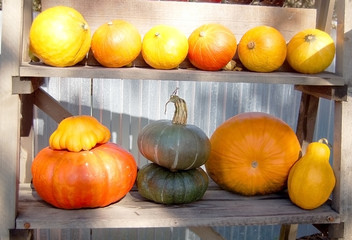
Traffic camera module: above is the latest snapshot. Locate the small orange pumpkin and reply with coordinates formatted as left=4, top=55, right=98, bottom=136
left=205, top=112, right=301, bottom=196
left=188, top=23, right=237, bottom=71
left=286, top=28, right=335, bottom=74
left=142, top=25, right=188, bottom=69
left=237, top=26, right=287, bottom=72
left=91, top=20, right=142, bottom=67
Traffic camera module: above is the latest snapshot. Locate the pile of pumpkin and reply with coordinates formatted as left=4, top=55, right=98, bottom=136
left=30, top=6, right=336, bottom=210
left=31, top=99, right=336, bottom=211
left=29, top=6, right=335, bottom=74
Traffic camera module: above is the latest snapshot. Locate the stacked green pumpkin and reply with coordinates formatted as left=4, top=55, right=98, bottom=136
left=137, top=90, right=210, bottom=204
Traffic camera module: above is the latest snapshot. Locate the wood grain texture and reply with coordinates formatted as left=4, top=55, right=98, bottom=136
left=19, top=64, right=344, bottom=86
left=16, top=183, right=340, bottom=229
left=0, top=0, right=27, bottom=239
left=41, top=0, right=316, bottom=40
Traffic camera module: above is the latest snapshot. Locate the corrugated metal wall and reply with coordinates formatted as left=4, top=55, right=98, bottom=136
left=30, top=77, right=335, bottom=239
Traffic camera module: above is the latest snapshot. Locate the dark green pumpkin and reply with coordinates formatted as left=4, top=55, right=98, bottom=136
left=137, top=163, right=209, bottom=204
left=137, top=91, right=211, bottom=171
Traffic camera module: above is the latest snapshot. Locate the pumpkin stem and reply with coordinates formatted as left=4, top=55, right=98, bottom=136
left=164, top=88, right=188, bottom=125
left=305, top=34, right=316, bottom=42
left=247, top=41, right=256, bottom=50
left=82, top=23, right=89, bottom=31
left=318, top=138, right=332, bottom=149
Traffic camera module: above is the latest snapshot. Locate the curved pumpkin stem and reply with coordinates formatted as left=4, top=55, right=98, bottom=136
left=165, top=88, right=187, bottom=125
left=318, top=138, right=332, bottom=149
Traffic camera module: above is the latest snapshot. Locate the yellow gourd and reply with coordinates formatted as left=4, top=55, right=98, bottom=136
left=49, top=115, right=111, bottom=152
left=288, top=138, right=336, bottom=210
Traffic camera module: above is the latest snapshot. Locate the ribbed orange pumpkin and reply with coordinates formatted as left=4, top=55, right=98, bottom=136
left=237, top=26, right=287, bottom=72
left=91, top=20, right=142, bottom=67
left=188, top=23, right=237, bottom=71
left=31, top=142, right=137, bottom=209
left=205, top=112, right=301, bottom=196
left=33, top=115, right=138, bottom=209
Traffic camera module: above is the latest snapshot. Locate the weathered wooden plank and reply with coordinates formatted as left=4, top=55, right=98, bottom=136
left=41, top=0, right=316, bottom=40
left=12, top=77, right=44, bottom=94
left=16, top=184, right=340, bottom=230
left=315, top=0, right=336, bottom=32
left=279, top=224, right=298, bottom=240
left=329, top=0, right=352, bottom=239
left=19, top=65, right=345, bottom=86
left=294, top=85, right=348, bottom=101
left=33, top=88, right=73, bottom=123
left=295, top=93, right=319, bottom=150
left=0, top=0, right=28, bottom=239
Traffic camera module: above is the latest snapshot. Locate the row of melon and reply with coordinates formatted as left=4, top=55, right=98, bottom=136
left=31, top=89, right=335, bottom=211
left=29, top=6, right=335, bottom=74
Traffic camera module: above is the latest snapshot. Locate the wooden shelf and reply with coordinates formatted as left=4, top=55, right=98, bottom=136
left=19, top=63, right=344, bottom=86
left=7, top=0, right=347, bottom=239
left=16, top=183, right=340, bottom=229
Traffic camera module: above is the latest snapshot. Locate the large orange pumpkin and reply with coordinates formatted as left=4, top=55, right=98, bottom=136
left=237, top=26, right=287, bottom=72
left=31, top=142, right=137, bottom=209
left=286, top=28, right=335, bottom=74
left=205, top=112, right=301, bottom=196
left=188, top=23, right=237, bottom=71
left=142, top=25, right=188, bottom=69
left=91, top=20, right=142, bottom=67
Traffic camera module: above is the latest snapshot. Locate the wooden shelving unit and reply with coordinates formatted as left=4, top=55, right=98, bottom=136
left=1, top=0, right=351, bottom=239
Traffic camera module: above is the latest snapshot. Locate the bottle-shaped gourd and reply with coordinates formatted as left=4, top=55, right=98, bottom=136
left=288, top=138, right=336, bottom=210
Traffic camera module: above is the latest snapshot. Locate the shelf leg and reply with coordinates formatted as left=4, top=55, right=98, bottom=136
left=279, top=92, right=319, bottom=240
left=279, top=224, right=298, bottom=240
left=295, top=92, right=319, bottom=151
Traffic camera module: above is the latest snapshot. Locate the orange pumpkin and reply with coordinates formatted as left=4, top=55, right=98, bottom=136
left=237, top=26, right=287, bottom=72
left=205, top=112, right=301, bottom=196
left=31, top=142, right=137, bottom=209
left=91, top=20, right=142, bottom=67
left=188, top=23, right=237, bottom=71
left=286, top=28, right=335, bottom=74
left=142, top=25, right=188, bottom=69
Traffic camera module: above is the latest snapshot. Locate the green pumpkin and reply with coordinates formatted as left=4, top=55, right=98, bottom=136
left=137, top=90, right=211, bottom=171
left=137, top=163, right=209, bottom=204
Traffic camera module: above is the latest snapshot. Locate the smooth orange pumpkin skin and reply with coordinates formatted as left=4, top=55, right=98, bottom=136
left=91, top=20, right=142, bottom=67
left=188, top=23, right=237, bottom=71
left=31, top=142, right=137, bottom=209
left=286, top=28, right=335, bottom=74
left=238, top=26, right=287, bottom=72
left=205, top=112, right=301, bottom=196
